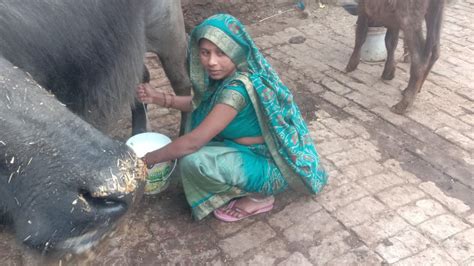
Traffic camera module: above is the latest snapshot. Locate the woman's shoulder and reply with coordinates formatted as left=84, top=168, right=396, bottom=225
left=222, top=72, right=251, bottom=94
left=221, top=80, right=251, bottom=105
left=225, top=79, right=246, bottom=91
left=216, top=78, right=250, bottom=112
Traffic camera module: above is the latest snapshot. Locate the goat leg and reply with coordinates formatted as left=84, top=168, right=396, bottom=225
left=346, top=14, right=369, bottom=72
left=391, top=27, right=426, bottom=114
left=418, top=0, right=444, bottom=92
left=382, top=27, right=400, bottom=80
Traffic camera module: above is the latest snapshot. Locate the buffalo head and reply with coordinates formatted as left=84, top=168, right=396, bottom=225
left=0, top=59, right=146, bottom=254
left=0, top=0, right=189, bottom=255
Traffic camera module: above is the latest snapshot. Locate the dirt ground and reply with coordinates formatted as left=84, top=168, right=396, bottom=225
left=181, top=0, right=315, bottom=32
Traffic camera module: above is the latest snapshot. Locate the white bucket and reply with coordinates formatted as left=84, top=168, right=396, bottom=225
left=126, top=132, right=176, bottom=195
left=361, top=26, right=387, bottom=62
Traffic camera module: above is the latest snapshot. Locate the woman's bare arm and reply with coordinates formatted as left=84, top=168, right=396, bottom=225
left=136, top=83, right=193, bottom=112
left=169, top=94, right=193, bottom=112
left=143, top=103, right=237, bottom=165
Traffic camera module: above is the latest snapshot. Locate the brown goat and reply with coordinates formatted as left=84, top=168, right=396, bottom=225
left=345, top=0, right=445, bottom=114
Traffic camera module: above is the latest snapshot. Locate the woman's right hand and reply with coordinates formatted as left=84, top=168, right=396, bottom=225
left=136, top=83, right=158, bottom=104
left=141, top=152, right=155, bottom=169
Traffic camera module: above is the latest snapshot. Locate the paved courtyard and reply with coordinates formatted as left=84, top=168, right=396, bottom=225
left=1, top=1, right=473, bottom=265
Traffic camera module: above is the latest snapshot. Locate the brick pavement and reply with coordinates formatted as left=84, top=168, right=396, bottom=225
left=246, top=3, right=473, bottom=264
left=1, top=1, right=473, bottom=265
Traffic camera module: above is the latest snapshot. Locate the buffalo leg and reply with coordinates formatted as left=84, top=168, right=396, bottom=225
left=131, top=65, right=150, bottom=135
left=346, top=14, right=369, bottom=72
left=382, top=27, right=400, bottom=80
left=145, top=0, right=191, bottom=97
left=391, top=27, right=427, bottom=114
left=146, top=1, right=191, bottom=136
left=158, top=54, right=191, bottom=136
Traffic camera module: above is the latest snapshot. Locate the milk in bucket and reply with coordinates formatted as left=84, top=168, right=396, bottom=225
left=126, top=132, right=176, bottom=195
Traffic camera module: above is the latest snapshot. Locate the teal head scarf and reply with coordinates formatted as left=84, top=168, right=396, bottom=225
left=188, top=14, right=327, bottom=194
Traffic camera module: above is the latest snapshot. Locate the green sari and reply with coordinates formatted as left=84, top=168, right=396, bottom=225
left=180, top=14, right=327, bottom=220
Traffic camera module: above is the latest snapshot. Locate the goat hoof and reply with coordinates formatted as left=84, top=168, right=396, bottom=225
left=401, top=87, right=412, bottom=96
left=390, top=101, right=408, bottom=115
left=382, top=71, right=395, bottom=80
left=345, top=64, right=357, bottom=73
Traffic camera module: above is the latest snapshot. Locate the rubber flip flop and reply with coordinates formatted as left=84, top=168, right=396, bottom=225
left=213, top=199, right=274, bottom=222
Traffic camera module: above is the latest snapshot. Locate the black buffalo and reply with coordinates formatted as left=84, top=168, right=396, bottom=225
left=0, top=0, right=190, bottom=254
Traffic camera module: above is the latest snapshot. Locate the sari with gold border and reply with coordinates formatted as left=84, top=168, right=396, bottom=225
left=180, top=14, right=327, bottom=220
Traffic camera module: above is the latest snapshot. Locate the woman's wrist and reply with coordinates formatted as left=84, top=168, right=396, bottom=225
left=151, top=92, right=164, bottom=107
left=157, top=92, right=175, bottom=108
left=168, top=94, right=175, bottom=108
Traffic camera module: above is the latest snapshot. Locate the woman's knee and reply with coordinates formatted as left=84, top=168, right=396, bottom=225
left=178, top=152, right=202, bottom=175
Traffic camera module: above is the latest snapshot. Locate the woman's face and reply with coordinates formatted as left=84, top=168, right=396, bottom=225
left=199, top=38, right=236, bottom=80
